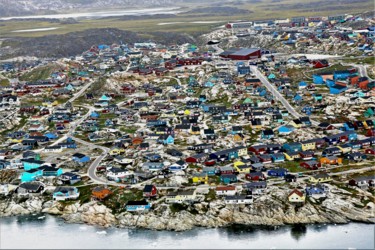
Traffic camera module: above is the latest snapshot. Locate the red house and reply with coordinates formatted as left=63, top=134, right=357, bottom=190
left=312, top=60, right=329, bottom=69
left=300, top=161, right=321, bottom=170
left=248, top=145, right=267, bottom=155
left=143, top=185, right=157, bottom=198
left=299, top=151, right=315, bottom=160
left=185, top=154, right=207, bottom=163
left=245, top=171, right=266, bottom=181
left=365, top=148, right=375, bottom=155
left=366, top=129, right=375, bottom=137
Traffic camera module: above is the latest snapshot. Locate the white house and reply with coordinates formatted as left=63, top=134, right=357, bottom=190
left=215, top=186, right=237, bottom=196
left=224, top=195, right=253, bottom=204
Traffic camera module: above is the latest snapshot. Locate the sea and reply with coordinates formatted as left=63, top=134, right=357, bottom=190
left=0, top=214, right=374, bottom=249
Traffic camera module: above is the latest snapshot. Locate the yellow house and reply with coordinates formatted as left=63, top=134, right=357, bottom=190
left=166, top=190, right=201, bottom=204
left=109, top=147, right=125, bottom=156
left=283, top=152, right=300, bottom=161
left=190, top=127, right=200, bottom=135
left=288, top=189, right=305, bottom=203
left=290, top=120, right=302, bottom=128
left=184, top=109, right=191, bottom=116
left=237, top=146, right=248, bottom=157
left=309, top=173, right=332, bottom=183
left=233, top=160, right=245, bottom=168
left=301, top=141, right=316, bottom=151
left=42, top=100, right=59, bottom=107
left=192, top=173, right=208, bottom=184
left=234, top=164, right=251, bottom=174
left=337, top=146, right=351, bottom=154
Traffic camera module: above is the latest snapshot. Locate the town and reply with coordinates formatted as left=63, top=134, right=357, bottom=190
left=0, top=12, right=374, bottom=231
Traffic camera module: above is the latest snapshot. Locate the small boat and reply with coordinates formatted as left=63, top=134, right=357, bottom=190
left=96, top=231, right=107, bottom=235
left=37, top=216, right=46, bottom=220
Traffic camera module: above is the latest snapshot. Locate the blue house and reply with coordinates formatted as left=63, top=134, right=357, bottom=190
left=334, top=70, right=351, bottom=80
left=220, top=174, right=238, bottom=184
left=158, top=135, right=174, bottom=145
left=261, top=129, right=275, bottom=139
left=278, top=125, right=295, bottom=135
left=298, top=81, right=307, bottom=89
left=313, top=74, right=325, bottom=84
left=22, top=159, right=45, bottom=171
left=44, top=132, right=58, bottom=140
left=146, top=120, right=167, bottom=127
left=305, top=185, right=327, bottom=197
left=72, top=153, right=90, bottom=163
left=0, top=160, right=10, bottom=170
left=271, top=153, right=285, bottom=163
left=202, top=167, right=217, bottom=176
left=90, top=111, right=100, bottom=119
left=341, top=131, right=357, bottom=141
left=267, top=168, right=288, bottom=177
left=324, top=134, right=340, bottom=145
left=282, top=142, right=302, bottom=153
left=21, top=169, right=43, bottom=182
left=142, top=162, right=165, bottom=171
left=343, top=122, right=355, bottom=131
left=204, top=81, right=215, bottom=88
left=293, top=94, right=303, bottom=103
left=39, top=165, right=63, bottom=177
left=126, top=200, right=151, bottom=212
left=329, top=84, right=347, bottom=95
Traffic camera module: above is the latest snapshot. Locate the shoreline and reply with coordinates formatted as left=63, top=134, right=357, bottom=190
left=1, top=184, right=374, bottom=231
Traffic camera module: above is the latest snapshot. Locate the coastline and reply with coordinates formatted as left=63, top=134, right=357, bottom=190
left=1, top=185, right=374, bottom=231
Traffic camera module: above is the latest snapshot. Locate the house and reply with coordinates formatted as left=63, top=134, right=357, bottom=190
left=39, top=165, right=63, bottom=177
left=284, top=152, right=301, bottom=161
left=192, top=173, right=208, bottom=184
left=348, top=176, right=374, bottom=189
left=220, top=174, right=237, bottom=184
left=267, top=168, right=288, bottom=177
left=299, top=151, right=315, bottom=160
left=185, top=153, right=207, bottom=163
left=322, top=147, right=342, bottom=156
left=92, top=186, right=112, bottom=201
left=246, top=171, right=266, bottom=181
left=282, top=142, right=302, bottom=153
left=261, top=129, right=275, bottom=139
left=248, top=145, right=267, bottom=155
left=224, top=195, right=253, bottom=204
left=21, top=169, right=43, bottom=182
left=202, top=166, right=217, bottom=176
left=143, top=185, right=157, bottom=198
left=166, top=190, right=199, bottom=204
left=284, top=174, right=297, bottom=182
left=300, top=139, right=316, bottom=151
left=346, top=152, right=367, bottom=161
left=126, top=200, right=152, bottom=212
left=288, top=189, right=305, bottom=203
left=234, top=164, right=252, bottom=174
left=271, top=153, right=285, bottom=163
left=53, top=186, right=80, bottom=201
left=59, top=172, right=81, bottom=185
left=16, top=181, right=45, bottom=196
left=242, top=181, right=267, bottom=195
left=300, top=160, right=321, bottom=170
left=22, top=159, right=44, bottom=171
left=142, top=162, right=165, bottom=172
left=215, top=186, right=237, bottom=196
left=305, top=184, right=329, bottom=198
left=320, top=156, right=342, bottom=165
left=209, top=146, right=247, bottom=161
left=309, top=173, right=332, bottom=183
left=106, top=167, right=131, bottom=182
left=266, top=144, right=282, bottom=154
left=72, top=153, right=90, bottom=163
left=157, top=135, right=174, bottom=145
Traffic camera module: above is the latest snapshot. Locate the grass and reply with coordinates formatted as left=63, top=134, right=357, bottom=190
left=0, top=78, right=10, bottom=87
left=278, top=161, right=308, bottom=173
left=19, top=64, right=61, bottom=81
left=341, top=57, right=375, bottom=66
left=169, top=203, right=188, bottom=214
left=102, top=188, right=143, bottom=214
left=119, top=126, right=138, bottom=134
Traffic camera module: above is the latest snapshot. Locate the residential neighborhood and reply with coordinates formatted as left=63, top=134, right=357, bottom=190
left=0, top=10, right=374, bottom=234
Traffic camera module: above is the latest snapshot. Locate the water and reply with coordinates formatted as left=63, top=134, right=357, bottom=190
left=0, top=214, right=374, bottom=249
left=0, top=7, right=182, bottom=21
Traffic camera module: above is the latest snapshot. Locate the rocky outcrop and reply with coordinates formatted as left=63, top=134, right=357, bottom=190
left=43, top=201, right=117, bottom=228
left=0, top=196, right=44, bottom=216
left=1, top=184, right=374, bottom=231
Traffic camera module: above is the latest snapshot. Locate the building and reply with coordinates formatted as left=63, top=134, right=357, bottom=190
left=126, top=200, right=151, bottom=212
left=288, top=189, right=305, bottom=203
left=220, top=48, right=261, bottom=60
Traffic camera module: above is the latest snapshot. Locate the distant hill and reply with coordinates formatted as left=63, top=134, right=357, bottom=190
left=0, top=0, right=184, bottom=17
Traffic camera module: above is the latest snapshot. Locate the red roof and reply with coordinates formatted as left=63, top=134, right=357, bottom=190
left=216, top=186, right=236, bottom=191
left=288, top=189, right=304, bottom=197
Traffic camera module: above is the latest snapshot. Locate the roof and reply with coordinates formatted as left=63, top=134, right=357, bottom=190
left=216, top=186, right=236, bottom=191
left=288, top=189, right=304, bottom=197
left=231, top=48, right=260, bottom=56
left=126, top=200, right=149, bottom=206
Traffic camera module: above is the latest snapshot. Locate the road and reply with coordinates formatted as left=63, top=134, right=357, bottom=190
left=342, top=63, right=373, bottom=81
left=250, top=65, right=320, bottom=126
left=68, top=79, right=94, bottom=103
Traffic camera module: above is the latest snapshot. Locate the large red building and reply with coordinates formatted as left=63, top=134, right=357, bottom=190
left=220, top=48, right=261, bottom=60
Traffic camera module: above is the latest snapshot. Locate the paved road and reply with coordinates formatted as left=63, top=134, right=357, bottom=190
left=68, top=79, right=94, bottom=103
left=250, top=65, right=320, bottom=126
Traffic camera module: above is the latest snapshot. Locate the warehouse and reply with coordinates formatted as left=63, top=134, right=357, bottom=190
left=220, top=48, right=261, bottom=60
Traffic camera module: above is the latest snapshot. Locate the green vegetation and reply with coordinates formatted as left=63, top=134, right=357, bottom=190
left=0, top=78, right=10, bottom=86
left=119, top=126, right=138, bottom=134
left=278, top=161, right=308, bottom=173
left=341, top=57, right=375, bottom=66
left=19, top=64, right=61, bottom=81
left=77, top=185, right=94, bottom=204
left=205, top=189, right=217, bottom=202
left=103, top=188, right=143, bottom=213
